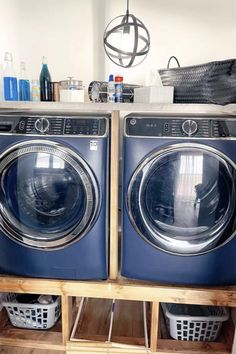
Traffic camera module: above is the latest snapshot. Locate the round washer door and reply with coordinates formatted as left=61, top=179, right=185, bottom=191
left=0, top=140, right=99, bottom=249
left=127, top=144, right=236, bottom=255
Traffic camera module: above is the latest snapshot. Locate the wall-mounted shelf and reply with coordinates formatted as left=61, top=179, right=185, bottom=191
left=0, top=101, right=236, bottom=116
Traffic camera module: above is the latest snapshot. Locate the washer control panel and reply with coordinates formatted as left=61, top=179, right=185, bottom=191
left=126, top=117, right=236, bottom=138
left=12, top=116, right=107, bottom=136
left=126, top=117, right=211, bottom=138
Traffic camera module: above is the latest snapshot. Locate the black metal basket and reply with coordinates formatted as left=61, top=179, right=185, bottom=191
left=158, top=56, right=236, bottom=105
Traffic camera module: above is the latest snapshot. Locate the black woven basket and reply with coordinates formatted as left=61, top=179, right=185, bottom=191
left=158, top=56, right=236, bottom=105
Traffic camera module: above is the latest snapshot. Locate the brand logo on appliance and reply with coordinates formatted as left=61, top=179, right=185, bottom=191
left=90, top=140, right=98, bottom=151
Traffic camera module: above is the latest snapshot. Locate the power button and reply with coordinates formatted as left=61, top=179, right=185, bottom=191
left=19, top=121, right=25, bottom=131
left=130, top=119, right=136, bottom=126
left=164, top=122, right=169, bottom=132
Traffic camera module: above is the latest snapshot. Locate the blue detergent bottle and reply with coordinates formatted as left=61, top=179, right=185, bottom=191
left=0, top=63, right=3, bottom=101
left=3, top=52, right=18, bottom=101
left=19, top=61, right=30, bottom=101
left=40, top=56, right=52, bottom=101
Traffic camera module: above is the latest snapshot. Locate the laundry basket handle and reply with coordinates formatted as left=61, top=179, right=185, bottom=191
left=167, top=56, right=181, bottom=69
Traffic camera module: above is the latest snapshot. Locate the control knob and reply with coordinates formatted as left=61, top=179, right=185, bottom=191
left=35, top=118, right=50, bottom=133
left=182, top=119, right=198, bottom=136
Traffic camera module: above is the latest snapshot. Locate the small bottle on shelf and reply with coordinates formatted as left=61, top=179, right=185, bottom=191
left=107, top=74, right=115, bottom=103
left=115, top=74, right=123, bottom=103
left=19, top=61, right=30, bottom=101
left=31, top=80, right=40, bottom=101
left=0, top=63, right=3, bottom=101
left=3, top=52, right=18, bottom=101
left=39, top=56, right=52, bottom=101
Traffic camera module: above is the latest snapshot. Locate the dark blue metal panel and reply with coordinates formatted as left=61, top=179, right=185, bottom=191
left=0, top=134, right=108, bottom=280
left=122, top=136, right=236, bottom=285
left=122, top=208, right=236, bottom=285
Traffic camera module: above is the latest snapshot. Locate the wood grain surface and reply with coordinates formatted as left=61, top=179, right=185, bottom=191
left=0, top=348, right=64, bottom=354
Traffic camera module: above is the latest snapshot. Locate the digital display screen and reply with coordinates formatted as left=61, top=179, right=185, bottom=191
left=126, top=118, right=166, bottom=136
left=64, top=118, right=106, bottom=136
left=213, top=121, right=236, bottom=137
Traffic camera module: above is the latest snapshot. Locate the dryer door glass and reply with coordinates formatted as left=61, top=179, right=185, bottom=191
left=128, top=146, right=236, bottom=255
left=0, top=141, right=99, bottom=249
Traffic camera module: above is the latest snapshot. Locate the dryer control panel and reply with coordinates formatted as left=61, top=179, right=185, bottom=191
left=126, top=116, right=236, bottom=138
left=0, top=115, right=108, bottom=136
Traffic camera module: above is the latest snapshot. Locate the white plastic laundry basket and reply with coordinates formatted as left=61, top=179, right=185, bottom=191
left=2, top=295, right=61, bottom=330
left=162, top=303, right=229, bottom=342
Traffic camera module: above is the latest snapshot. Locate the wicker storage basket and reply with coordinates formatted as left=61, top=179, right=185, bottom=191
left=158, top=57, right=236, bottom=105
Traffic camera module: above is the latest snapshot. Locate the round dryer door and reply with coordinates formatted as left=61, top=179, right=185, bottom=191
left=127, top=144, right=236, bottom=255
left=0, top=140, right=99, bottom=249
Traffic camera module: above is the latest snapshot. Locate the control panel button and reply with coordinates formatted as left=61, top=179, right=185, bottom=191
left=164, top=122, right=169, bottom=132
left=182, top=119, right=198, bottom=136
left=130, top=118, right=137, bottom=126
left=35, top=118, right=50, bottom=133
left=19, top=120, right=26, bottom=131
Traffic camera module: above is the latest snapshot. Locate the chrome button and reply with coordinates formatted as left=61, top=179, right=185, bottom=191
left=35, top=118, right=50, bottom=133
left=182, top=119, right=198, bottom=136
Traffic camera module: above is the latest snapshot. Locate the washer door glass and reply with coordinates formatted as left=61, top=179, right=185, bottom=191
left=0, top=141, right=99, bottom=249
left=128, top=145, right=236, bottom=255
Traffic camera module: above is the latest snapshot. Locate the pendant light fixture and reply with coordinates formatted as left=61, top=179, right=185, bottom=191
left=103, top=0, right=151, bottom=68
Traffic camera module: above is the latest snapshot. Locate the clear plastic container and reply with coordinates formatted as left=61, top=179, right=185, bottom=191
left=59, top=77, right=84, bottom=103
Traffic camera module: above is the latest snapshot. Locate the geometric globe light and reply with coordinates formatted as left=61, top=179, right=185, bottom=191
left=103, top=0, right=151, bottom=68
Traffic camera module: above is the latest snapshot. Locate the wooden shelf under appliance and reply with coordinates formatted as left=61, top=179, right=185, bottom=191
left=0, top=276, right=235, bottom=353
left=70, top=297, right=150, bottom=349
left=0, top=306, right=64, bottom=351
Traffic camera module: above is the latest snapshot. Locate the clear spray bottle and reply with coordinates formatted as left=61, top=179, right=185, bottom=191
left=19, top=61, right=30, bottom=101
left=3, top=52, right=18, bottom=101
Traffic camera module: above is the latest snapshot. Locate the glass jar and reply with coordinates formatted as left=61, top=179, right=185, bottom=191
left=59, top=77, right=84, bottom=103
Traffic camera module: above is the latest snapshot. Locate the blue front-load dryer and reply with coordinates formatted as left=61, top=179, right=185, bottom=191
left=122, top=114, right=236, bottom=285
left=0, top=113, right=109, bottom=280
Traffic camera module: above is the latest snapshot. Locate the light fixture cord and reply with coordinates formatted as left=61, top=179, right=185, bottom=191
left=126, top=0, right=129, bottom=19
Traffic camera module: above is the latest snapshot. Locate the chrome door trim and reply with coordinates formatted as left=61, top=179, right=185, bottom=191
left=0, top=140, right=100, bottom=249
left=127, top=142, right=236, bottom=256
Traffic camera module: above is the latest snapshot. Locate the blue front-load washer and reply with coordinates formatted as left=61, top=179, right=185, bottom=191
left=0, top=113, right=109, bottom=280
left=122, top=114, right=236, bottom=285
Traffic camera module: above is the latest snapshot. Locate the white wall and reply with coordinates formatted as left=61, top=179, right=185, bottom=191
left=0, top=0, right=98, bottom=86
left=104, top=0, right=236, bottom=85
left=0, top=0, right=236, bottom=87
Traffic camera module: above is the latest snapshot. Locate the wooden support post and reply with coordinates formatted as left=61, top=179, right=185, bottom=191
left=62, top=295, right=73, bottom=345
left=231, top=333, right=236, bottom=354
left=231, top=309, right=236, bottom=354
left=109, top=110, right=120, bottom=280
left=150, top=302, right=159, bottom=352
